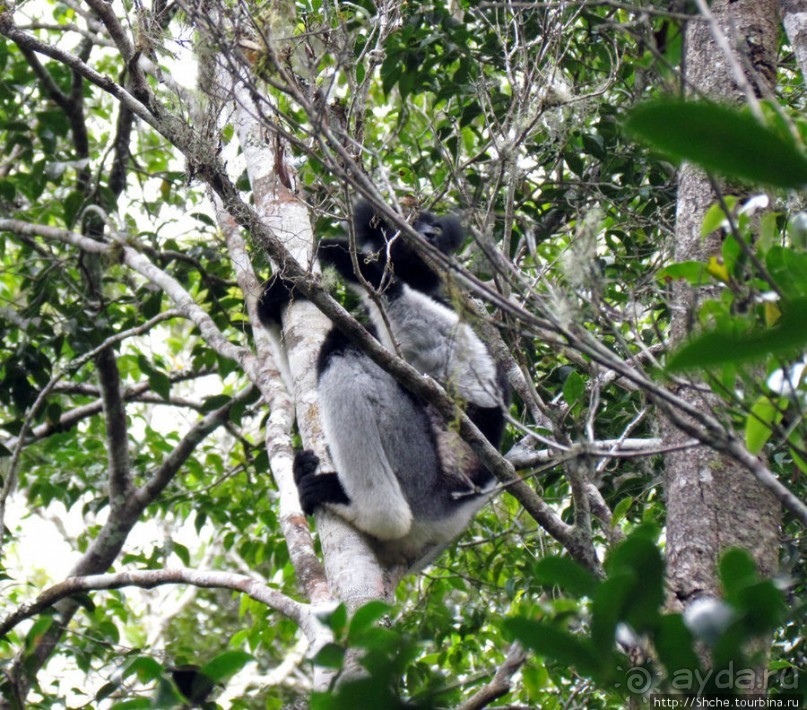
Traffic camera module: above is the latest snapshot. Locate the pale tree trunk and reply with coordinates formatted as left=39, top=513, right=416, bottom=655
left=211, top=6, right=400, bottom=688
left=212, top=72, right=393, bottom=696
left=781, top=0, right=807, bottom=79
left=664, top=0, right=781, bottom=616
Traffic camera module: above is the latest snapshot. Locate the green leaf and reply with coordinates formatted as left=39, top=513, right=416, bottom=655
left=745, top=395, right=787, bottom=454
left=504, top=618, right=601, bottom=676
left=123, top=656, right=164, bottom=682
left=0, top=179, right=16, bottom=202
left=72, top=592, right=95, bottom=613
left=348, top=600, right=392, bottom=642
left=136, top=353, right=153, bottom=378
left=380, top=51, right=402, bottom=95
left=200, top=650, right=254, bottom=683
left=590, top=575, right=629, bottom=657
left=202, top=394, right=233, bottom=412
left=611, top=496, right=633, bottom=527
left=721, top=228, right=743, bottom=276
left=63, top=190, right=86, bottom=228
left=735, top=581, right=786, bottom=632
left=140, top=289, right=163, bottom=320
left=312, top=642, right=346, bottom=669
left=95, top=681, right=121, bottom=701
left=562, top=370, right=586, bottom=407
left=719, top=549, right=758, bottom=597
left=109, top=700, right=151, bottom=709
left=594, top=535, right=665, bottom=642
left=317, top=603, right=348, bottom=634
left=532, top=556, right=599, bottom=598
left=667, top=298, right=807, bottom=371
left=172, top=541, right=191, bottom=566
left=148, top=370, right=171, bottom=400
left=654, top=614, right=700, bottom=675
left=194, top=511, right=207, bottom=534
left=656, top=261, right=711, bottom=286
left=24, top=615, right=55, bottom=651
left=701, top=202, right=731, bottom=236
left=766, top=246, right=807, bottom=299
left=459, top=102, right=482, bottom=127
left=190, top=211, right=215, bottom=227
left=787, top=432, right=807, bottom=474
left=624, top=101, right=807, bottom=189
left=97, top=619, right=120, bottom=643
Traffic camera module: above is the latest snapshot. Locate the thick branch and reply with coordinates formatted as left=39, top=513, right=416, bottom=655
left=14, top=36, right=92, bottom=188
left=81, top=0, right=152, bottom=106
left=457, top=643, right=528, bottom=710
left=566, top=328, right=807, bottom=527
left=213, top=199, right=330, bottom=603
left=3, top=390, right=252, bottom=699
left=108, top=101, right=134, bottom=197
left=82, top=0, right=135, bottom=60
left=0, top=309, right=182, bottom=548
left=0, top=567, right=307, bottom=638
left=0, top=219, right=251, bottom=365
left=133, top=386, right=256, bottom=508
left=3, top=364, right=204, bottom=447
left=0, top=17, right=157, bottom=127
left=781, top=0, right=807, bottom=80
left=95, top=348, right=134, bottom=507
left=653, top=395, right=807, bottom=527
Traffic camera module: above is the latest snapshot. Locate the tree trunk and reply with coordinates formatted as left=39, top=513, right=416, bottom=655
left=664, top=0, right=781, bottom=611
left=781, top=0, right=807, bottom=80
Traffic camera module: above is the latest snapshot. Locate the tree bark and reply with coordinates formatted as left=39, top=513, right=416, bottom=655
left=664, top=0, right=781, bottom=613
left=781, top=0, right=807, bottom=80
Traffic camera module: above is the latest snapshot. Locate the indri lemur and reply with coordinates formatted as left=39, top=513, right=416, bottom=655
left=259, top=201, right=508, bottom=568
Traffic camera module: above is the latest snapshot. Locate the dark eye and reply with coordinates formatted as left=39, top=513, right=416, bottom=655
left=417, top=223, right=440, bottom=242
